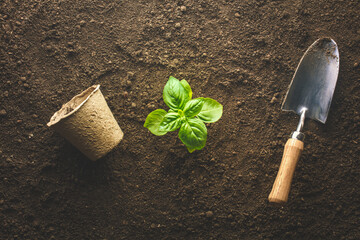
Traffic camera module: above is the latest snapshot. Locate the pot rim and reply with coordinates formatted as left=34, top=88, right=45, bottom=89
left=47, top=85, right=100, bottom=127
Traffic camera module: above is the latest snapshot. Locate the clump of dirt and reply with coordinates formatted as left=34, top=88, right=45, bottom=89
left=1, top=0, right=359, bottom=239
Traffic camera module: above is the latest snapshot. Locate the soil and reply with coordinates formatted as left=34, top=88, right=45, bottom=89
left=1, top=0, right=359, bottom=239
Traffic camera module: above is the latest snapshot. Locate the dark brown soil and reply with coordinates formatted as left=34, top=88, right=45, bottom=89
left=1, top=0, right=359, bottom=239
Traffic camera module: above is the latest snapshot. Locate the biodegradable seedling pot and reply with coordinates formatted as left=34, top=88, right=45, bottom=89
left=47, top=85, right=123, bottom=161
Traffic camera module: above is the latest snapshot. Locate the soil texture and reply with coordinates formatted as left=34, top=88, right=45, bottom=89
left=1, top=0, right=359, bottom=239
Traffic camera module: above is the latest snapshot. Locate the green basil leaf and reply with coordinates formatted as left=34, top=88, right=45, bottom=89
left=144, top=109, right=168, bottom=136
left=163, top=76, right=190, bottom=111
left=186, top=147, right=196, bottom=153
left=159, top=112, right=182, bottom=132
left=197, top=98, right=223, bottom=123
left=183, top=97, right=204, bottom=118
left=179, top=118, right=207, bottom=152
left=180, top=79, right=192, bottom=99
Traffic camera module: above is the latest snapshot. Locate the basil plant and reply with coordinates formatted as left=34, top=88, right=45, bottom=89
left=144, top=76, right=223, bottom=153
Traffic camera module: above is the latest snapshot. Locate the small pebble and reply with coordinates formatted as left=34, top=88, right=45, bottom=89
left=131, top=102, right=137, bottom=108
left=180, top=6, right=187, bottom=12
left=270, top=92, right=280, bottom=104
left=4, top=91, right=9, bottom=97
left=0, top=109, right=7, bottom=116
left=205, top=211, right=214, bottom=218
left=127, top=71, right=135, bottom=79
left=235, top=12, right=241, bottom=18
left=270, top=96, right=277, bottom=104
left=24, top=83, right=30, bottom=89
left=165, top=32, right=172, bottom=40
left=263, top=54, right=271, bottom=62
left=33, top=219, right=39, bottom=227
left=175, top=23, right=181, bottom=28
left=354, top=62, right=359, bottom=68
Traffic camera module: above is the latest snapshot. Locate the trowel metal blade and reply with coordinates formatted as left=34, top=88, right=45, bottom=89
left=281, top=38, right=340, bottom=123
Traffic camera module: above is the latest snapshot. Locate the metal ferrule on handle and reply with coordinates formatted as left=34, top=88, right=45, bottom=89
left=291, top=131, right=305, bottom=141
left=291, top=108, right=306, bottom=141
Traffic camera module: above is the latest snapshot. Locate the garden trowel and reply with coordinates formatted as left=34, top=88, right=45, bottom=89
left=268, top=38, right=339, bottom=203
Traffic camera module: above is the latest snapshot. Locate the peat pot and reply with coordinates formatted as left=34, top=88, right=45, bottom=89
left=47, top=85, right=123, bottom=161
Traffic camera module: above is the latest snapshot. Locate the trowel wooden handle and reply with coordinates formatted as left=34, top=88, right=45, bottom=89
left=268, top=138, right=304, bottom=203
